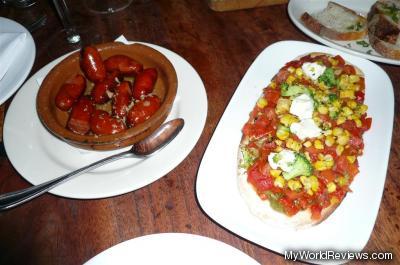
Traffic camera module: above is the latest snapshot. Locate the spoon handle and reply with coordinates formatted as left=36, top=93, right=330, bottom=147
left=0, top=150, right=133, bottom=211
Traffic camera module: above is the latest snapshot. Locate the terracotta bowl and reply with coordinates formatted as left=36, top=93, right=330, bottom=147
left=36, top=42, right=178, bottom=151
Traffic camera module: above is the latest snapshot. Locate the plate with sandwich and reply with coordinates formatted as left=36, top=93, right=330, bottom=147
left=288, top=0, right=400, bottom=65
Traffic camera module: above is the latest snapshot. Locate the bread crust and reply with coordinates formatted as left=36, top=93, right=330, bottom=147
left=367, top=1, right=400, bottom=59
left=301, top=2, right=367, bottom=41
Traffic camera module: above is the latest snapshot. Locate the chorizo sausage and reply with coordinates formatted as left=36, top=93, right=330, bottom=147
left=132, top=68, right=157, bottom=100
left=55, top=74, right=86, bottom=111
left=90, top=109, right=126, bottom=135
left=104, top=55, right=143, bottom=76
left=80, top=46, right=106, bottom=82
left=67, top=96, right=94, bottom=135
left=113, top=81, right=132, bottom=118
left=126, top=95, right=161, bottom=127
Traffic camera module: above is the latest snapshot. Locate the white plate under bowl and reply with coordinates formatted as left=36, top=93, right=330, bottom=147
left=288, top=0, right=400, bottom=66
left=3, top=42, right=207, bottom=199
left=0, top=17, right=35, bottom=105
left=84, top=233, right=260, bottom=265
left=196, top=41, right=393, bottom=264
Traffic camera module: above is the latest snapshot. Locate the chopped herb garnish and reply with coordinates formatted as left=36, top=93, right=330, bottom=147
left=356, top=40, right=370, bottom=47
left=318, top=68, right=337, bottom=88
left=382, top=3, right=400, bottom=23
left=346, top=22, right=363, bottom=31
left=328, top=93, right=338, bottom=102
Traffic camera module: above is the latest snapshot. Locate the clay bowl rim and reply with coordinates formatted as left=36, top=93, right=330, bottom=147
left=36, top=42, right=178, bottom=147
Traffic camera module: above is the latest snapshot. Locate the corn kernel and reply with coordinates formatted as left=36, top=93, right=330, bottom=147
left=340, top=90, right=355, bottom=99
left=303, top=141, right=312, bottom=148
left=280, top=114, right=298, bottom=127
left=317, top=153, right=325, bottom=160
left=327, top=182, right=337, bottom=193
left=325, top=135, right=335, bottom=147
left=336, top=134, right=349, bottom=145
left=314, top=160, right=332, bottom=171
left=349, top=114, right=358, bottom=120
left=276, top=125, right=290, bottom=141
left=270, top=82, right=276, bottom=89
left=324, top=159, right=334, bottom=168
left=310, top=175, right=319, bottom=192
left=332, top=100, right=341, bottom=108
left=330, top=196, right=340, bottom=205
left=314, top=139, right=324, bottom=150
left=324, top=129, right=332, bottom=136
left=336, top=145, right=344, bottom=156
left=274, top=176, right=285, bottom=188
left=336, top=116, right=346, bottom=125
left=347, top=156, right=356, bottom=164
left=295, top=68, right=303, bottom=77
left=286, top=138, right=302, bottom=152
left=329, top=58, right=338, bottom=66
left=349, top=75, right=360, bottom=83
left=337, top=176, right=348, bottom=187
left=275, top=98, right=291, bottom=114
left=270, top=169, right=282, bottom=178
left=358, top=104, right=368, bottom=114
left=275, top=146, right=283, bottom=152
left=342, top=106, right=353, bottom=116
left=274, top=139, right=283, bottom=146
left=287, top=66, right=295, bottom=73
left=347, top=100, right=358, bottom=109
left=257, top=98, right=268, bottom=108
left=286, top=75, right=296, bottom=85
left=354, top=119, right=362, bottom=128
left=317, top=105, right=328, bottom=115
left=332, top=127, right=344, bottom=136
left=288, top=179, right=302, bottom=191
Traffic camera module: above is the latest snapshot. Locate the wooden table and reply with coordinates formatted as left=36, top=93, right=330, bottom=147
left=0, top=1, right=399, bottom=264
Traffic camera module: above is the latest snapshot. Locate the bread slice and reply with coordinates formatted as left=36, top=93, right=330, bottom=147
left=367, top=0, right=400, bottom=59
left=301, top=2, right=367, bottom=40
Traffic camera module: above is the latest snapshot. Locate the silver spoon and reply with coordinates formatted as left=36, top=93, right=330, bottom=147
left=0, top=118, right=184, bottom=211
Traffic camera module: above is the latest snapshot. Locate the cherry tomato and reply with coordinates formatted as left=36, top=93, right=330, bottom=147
left=90, top=110, right=126, bottom=135
left=104, top=55, right=143, bottom=76
left=80, top=46, right=106, bottom=82
left=132, top=68, right=158, bottom=100
left=126, top=95, right=161, bottom=127
left=67, top=96, right=94, bottom=135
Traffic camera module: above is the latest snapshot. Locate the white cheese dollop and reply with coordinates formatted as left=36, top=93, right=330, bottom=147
left=268, top=149, right=296, bottom=172
left=290, top=119, right=322, bottom=140
left=289, top=93, right=314, bottom=120
left=301, top=62, right=326, bottom=81
left=289, top=93, right=322, bottom=140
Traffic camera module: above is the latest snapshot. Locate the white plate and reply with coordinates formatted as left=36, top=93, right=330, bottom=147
left=288, top=0, right=400, bottom=66
left=196, top=41, right=393, bottom=263
left=84, top=233, right=260, bottom=265
left=3, top=42, right=207, bottom=199
left=0, top=17, right=35, bottom=105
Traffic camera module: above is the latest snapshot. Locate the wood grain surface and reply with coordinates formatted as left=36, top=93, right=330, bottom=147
left=208, top=0, right=288, bottom=11
left=0, top=1, right=399, bottom=264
